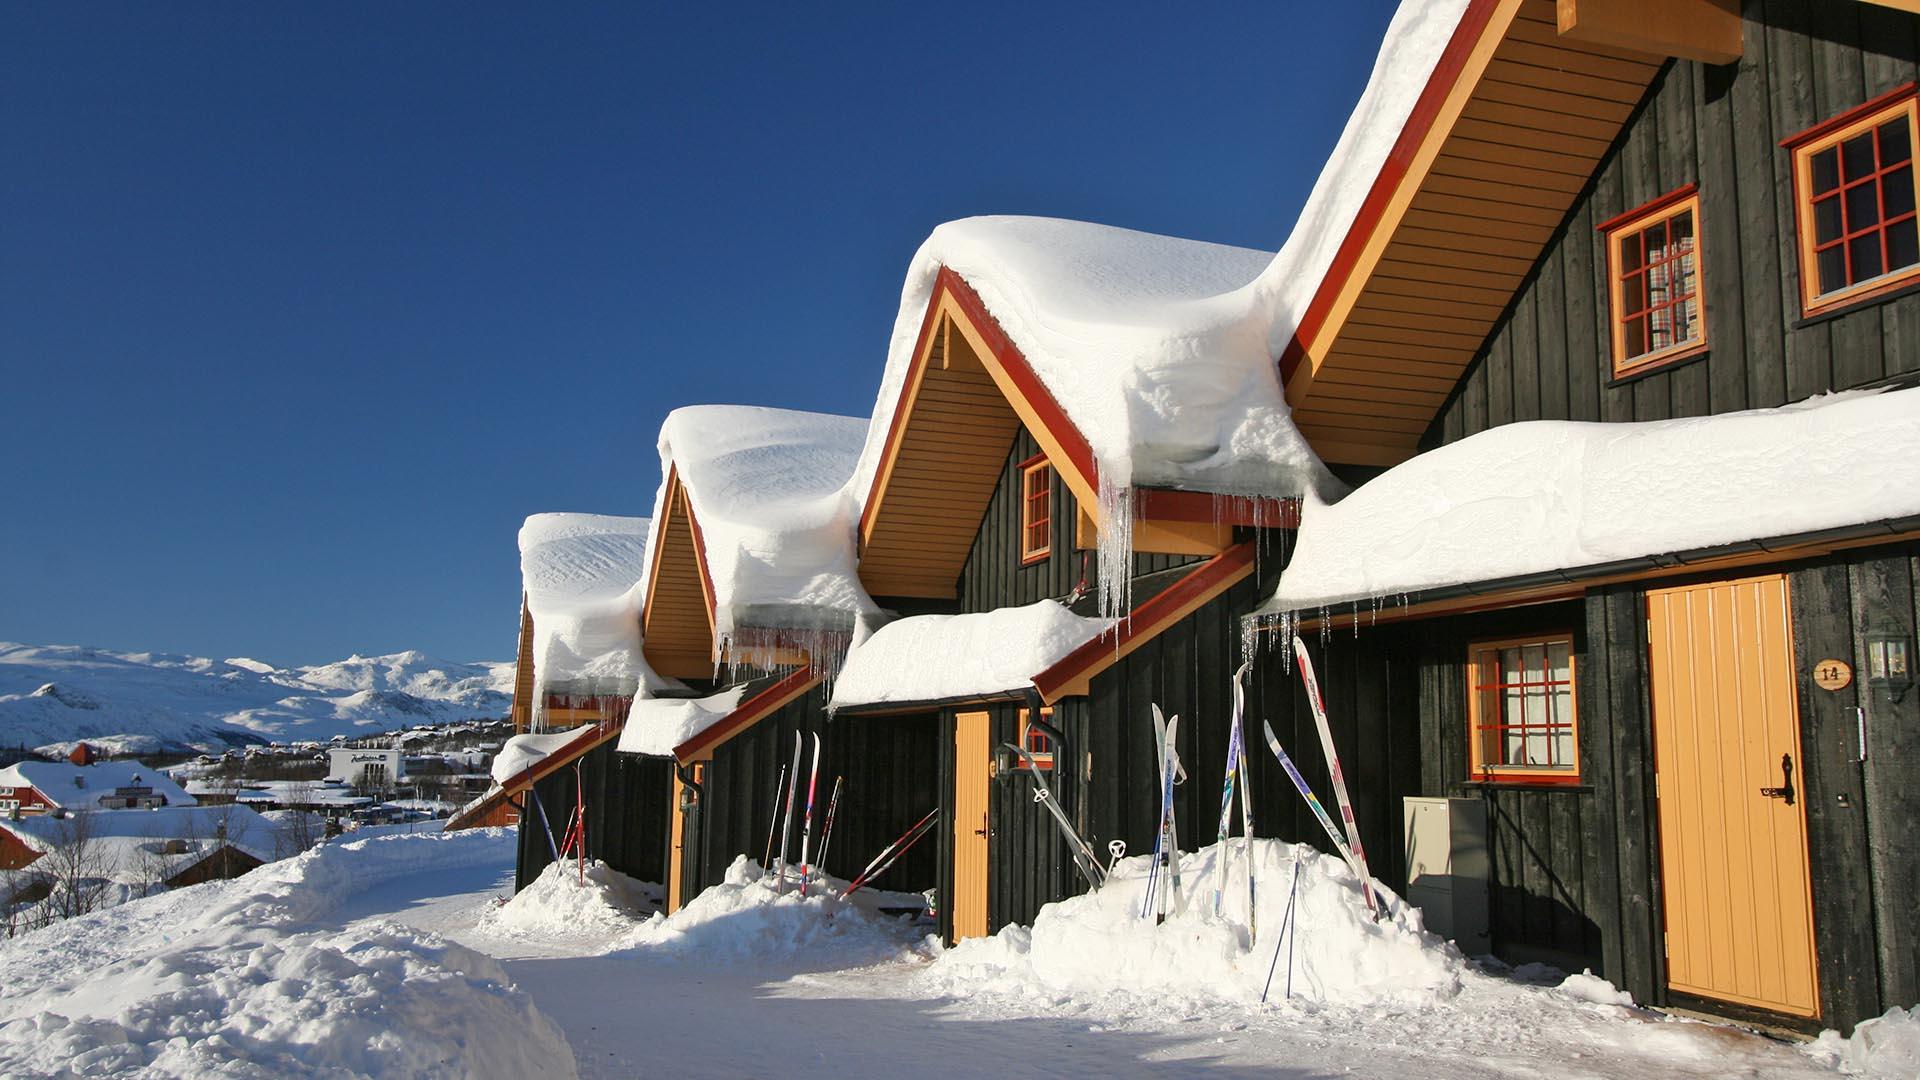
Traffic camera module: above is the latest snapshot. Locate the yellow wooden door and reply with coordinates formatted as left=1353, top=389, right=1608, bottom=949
left=667, top=771, right=685, bottom=914
left=952, top=711, right=991, bottom=940
left=1647, top=574, right=1820, bottom=1017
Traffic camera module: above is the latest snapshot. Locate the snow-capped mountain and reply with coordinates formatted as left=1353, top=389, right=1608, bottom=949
left=0, top=643, right=513, bottom=755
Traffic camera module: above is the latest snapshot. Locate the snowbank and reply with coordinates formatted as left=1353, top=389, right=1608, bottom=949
left=1808, top=1005, right=1920, bottom=1078
left=651, top=405, right=876, bottom=672
left=519, top=512, right=674, bottom=716
left=479, top=858, right=661, bottom=940
left=922, top=841, right=1461, bottom=1009
left=492, top=729, right=580, bottom=785
left=0, top=828, right=577, bottom=1079
left=615, top=686, right=747, bottom=757
left=1264, top=389, right=1920, bottom=613
left=830, top=601, right=1111, bottom=711
left=612, top=855, right=928, bottom=967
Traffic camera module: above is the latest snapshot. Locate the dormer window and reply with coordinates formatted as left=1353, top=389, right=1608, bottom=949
left=1785, top=84, right=1920, bottom=316
left=1020, top=455, right=1052, bottom=565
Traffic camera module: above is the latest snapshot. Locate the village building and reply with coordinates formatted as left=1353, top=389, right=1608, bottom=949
left=0, top=751, right=197, bottom=817
left=0, top=804, right=279, bottom=899
left=325, top=747, right=407, bottom=790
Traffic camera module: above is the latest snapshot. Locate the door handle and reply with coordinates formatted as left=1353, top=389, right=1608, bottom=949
left=1760, top=753, right=1796, bottom=806
left=974, top=813, right=987, bottom=837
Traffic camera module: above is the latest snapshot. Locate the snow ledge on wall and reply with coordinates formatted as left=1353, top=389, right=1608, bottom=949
left=616, top=687, right=749, bottom=758
left=829, top=602, right=1111, bottom=712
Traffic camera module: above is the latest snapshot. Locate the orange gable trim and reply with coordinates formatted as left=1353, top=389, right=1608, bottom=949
left=1032, top=541, right=1258, bottom=702
left=671, top=668, right=821, bottom=763
left=444, top=714, right=626, bottom=831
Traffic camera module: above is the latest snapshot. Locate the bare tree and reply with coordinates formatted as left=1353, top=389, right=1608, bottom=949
left=35, top=811, right=116, bottom=921
left=274, top=781, right=323, bottom=858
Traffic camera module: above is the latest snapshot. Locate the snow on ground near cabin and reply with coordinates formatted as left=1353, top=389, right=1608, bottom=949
left=478, top=858, right=663, bottom=940
left=519, top=513, right=676, bottom=707
left=0, top=828, right=575, bottom=1079
left=1264, top=388, right=1920, bottom=614
left=830, top=601, right=1111, bottom=711
left=0, top=642, right=511, bottom=753
left=653, top=406, right=876, bottom=653
left=616, top=685, right=747, bottom=756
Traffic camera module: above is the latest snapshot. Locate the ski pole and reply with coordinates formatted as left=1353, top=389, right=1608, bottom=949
left=816, top=776, right=844, bottom=876
left=1261, top=853, right=1302, bottom=1003
left=776, top=732, right=801, bottom=894
left=762, top=763, right=788, bottom=873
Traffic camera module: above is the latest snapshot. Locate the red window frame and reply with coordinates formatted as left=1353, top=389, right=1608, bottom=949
left=1017, top=707, right=1054, bottom=771
left=1466, top=634, right=1580, bottom=785
left=1019, top=455, right=1052, bottom=566
left=1598, top=186, right=1706, bottom=377
left=1783, top=84, right=1920, bottom=316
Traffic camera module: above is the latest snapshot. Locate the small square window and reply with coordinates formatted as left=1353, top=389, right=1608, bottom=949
left=1784, top=85, right=1920, bottom=316
left=1600, top=187, right=1705, bottom=378
left=1467, top=635, right=1580, bottom=784
left=1017, top=709, right=1054, bottom=770
left=1019, top=456, right=1052, bottom=565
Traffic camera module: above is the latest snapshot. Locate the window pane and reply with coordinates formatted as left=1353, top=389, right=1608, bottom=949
left=1851, top=231, right=1885, bottom=280
left=1889, top=218, right=1919, bottom=271
left=1812, top=147, right=1841, bottom=194
left=1643, top=220, right=1667, bottom=256
left=1623, top=316, right=1647, bottom=359
left=1618, top=233, right=1644, bottom=274
left=1847, top=179, right=1882, bottom=232
left=1819, top=246, right=1848, bottom=293
left=1886, top=165, right=1916, bottom=219
left=1844, top=130, right=1877, bottom=179
left=1815, top=195, right=1844, bottom=245
left=1880, top=117, right=1911, bottom=165
left=1675, top=296, right=1700, bottom=344
left=1621, top=270, right=1648, bottom=316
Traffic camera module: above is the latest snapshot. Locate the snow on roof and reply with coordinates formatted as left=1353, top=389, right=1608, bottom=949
left=829, top=601, right=1111, bottom=711
left=490, top=731, right=579, bottom=786
left=0, top=759, right=196, bottom=810
left=615, top=687, right=749, bottom=757
left=519, top=512, right=675, bottom=705
left=1, top=804, right=280, bottom=867
left=652, top=405, right=876, bottom=655
left=1261, top=389, right=1920, bottom=614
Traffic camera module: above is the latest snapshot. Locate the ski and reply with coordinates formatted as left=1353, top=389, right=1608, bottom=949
left=762, top=762, right=788, bottom=873
left=776, top=731, right=802, bottom=894
left=1212, top=668, right=1248, bottom=916
left=1006, top=743, right=1106, bottom=890
left=798, top=732, right=823, bottom=896
left=816, top=775, right=844, bottom=876
left=1149, top=704, right=1188, bottom=915
left=1234, top=660, right=1257, bottom=942
left=1291, top=633, right=1380, bottom=914
left=844, top=808, right=939, bottom=896
left=1260, top=719, right=1365, bottom=883
left=1143, top=710, right=1181, bottom=922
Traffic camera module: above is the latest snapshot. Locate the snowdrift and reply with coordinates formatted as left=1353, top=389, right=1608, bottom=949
left=0, top=828, right=576, bottom=1080
left=924, top=840, right=1461, bottom=1009
left=1809, top=1005, right=1920, bottom=1079
left=612, top=855, right=928, bottom=967
left=480, top=858, right=662, bottom=939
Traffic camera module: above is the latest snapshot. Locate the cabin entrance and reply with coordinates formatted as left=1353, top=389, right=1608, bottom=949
left=1646, top=574, right=1819, bottom=1018
left=952, top=710, right=992, bottom=940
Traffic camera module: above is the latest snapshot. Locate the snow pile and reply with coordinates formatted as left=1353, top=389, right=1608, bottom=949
left=1264, top=389, right=1920, bottom=612
left=923, top=840, right=1461, bottom=1009
left=652, top=405, right=876, bottom=675
left=613, top=855, right=927, bottom=967
left=831, top=601, right=1111, bottom=710
left=1809, top=1005, right=1920, bottom=1078
left=479, top=858, right=660, bottom=939
left=520, top=512, right=674, bottom=717
left=492, top=729, right=580, bottom=784
left=1555, top=969, right=1635, bottom=1006
left=0, top=828, right=577, bottom=1079
left=616, top=686, right=747, bottom=757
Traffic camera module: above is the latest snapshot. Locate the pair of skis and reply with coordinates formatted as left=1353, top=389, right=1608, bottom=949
left=1212, top=662, right=1258, bottom=941
left=844, top=807, right=938, bottom=896
left=1272, top=635, right=1379, bottom=916
left=1141, top=706, right=1186, bottom=922
left=764, top=731, right=837, bottom=896
left=1005, top=743, right=1106, bottom=890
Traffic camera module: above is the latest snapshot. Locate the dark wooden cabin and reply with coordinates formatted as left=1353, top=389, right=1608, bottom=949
left=1251, top=0, right=1920, bottom=1035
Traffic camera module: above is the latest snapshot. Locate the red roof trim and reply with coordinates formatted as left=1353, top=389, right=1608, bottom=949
left=445, top=713, right=627, bottom=829
left=671, top=667, right=821, bottom=762
left=1032, top=541, right=1257, bottom=701
left=1278, top=0, right=1506, bottom=385
left=1133, top=489, right=1301, bottom=528
left=1594, top=183, right=1699, bottom=235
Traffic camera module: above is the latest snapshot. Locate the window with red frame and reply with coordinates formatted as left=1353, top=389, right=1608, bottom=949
left=1467, top=635, right=1579, bottom=783
left=1785, top=86, right=1920, bottom=315
left=1020, top=457, right=1052, bottom=564
left=1601, top=188, right=1705, bottom=377
left=1018, top=708, right=1054, bottom=770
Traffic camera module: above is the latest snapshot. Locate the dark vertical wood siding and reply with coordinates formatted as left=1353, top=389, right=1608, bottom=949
left=517, top=744, right=672, bottom=892
left=1424, top=4, right=1920, bottom=452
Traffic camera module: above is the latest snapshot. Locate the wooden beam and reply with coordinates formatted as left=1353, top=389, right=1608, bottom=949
left=1555, top=0, right=1741, bottom=65
left=1860, top=0, right=1920, bottom=14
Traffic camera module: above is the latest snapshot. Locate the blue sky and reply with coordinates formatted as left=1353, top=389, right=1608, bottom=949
left=1, top=2, right=1397, bottom=666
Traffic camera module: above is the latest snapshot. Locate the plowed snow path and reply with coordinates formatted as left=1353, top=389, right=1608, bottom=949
left=351, top=856, right=1841, bottom=1080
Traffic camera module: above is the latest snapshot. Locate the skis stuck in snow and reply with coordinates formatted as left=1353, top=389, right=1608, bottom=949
left=762, top=762, right=788, bottom=873
left=1288, top=635, right=1379, bottom=916
left=776, top=732, right=802, bottom=894
left=1213, top=661, right=1258, bottom=942
left=845, top=808, right=938, bottom=897
left=1004, top=742, right=1106, bottom=890
left=798, top=733, right=823, bottom=896
left=1142, top=708, right=1183, bottom=922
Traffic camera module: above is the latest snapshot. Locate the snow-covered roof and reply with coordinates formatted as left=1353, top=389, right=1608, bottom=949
left=0, top=760, right=196, bottom=810
left=490, top=731, right=579, bottom=786
left=850, top=216, right=1339, bottom=510
left=1262, top=388, right=1920, bottom=614
left=830, top=601, right=1111, bottom=711
left=615, top=687, right=749, bottom=757
left=652, top=405, right=876, bottom=651
left=1, top=804, right=280, bottom=868
left=520, top=512, right=673, bottom=702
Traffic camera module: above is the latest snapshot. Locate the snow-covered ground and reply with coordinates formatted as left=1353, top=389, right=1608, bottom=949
left=0, top=642, right=511, bottom=753
left=4, top=832, right=1909, bottom=1079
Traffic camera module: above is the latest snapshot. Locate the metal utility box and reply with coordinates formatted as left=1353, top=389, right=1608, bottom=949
left=1402, top=796, right=1491, bottom=955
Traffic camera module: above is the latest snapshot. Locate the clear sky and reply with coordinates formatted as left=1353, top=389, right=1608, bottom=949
left=1, top=2, right=1398, bottom=667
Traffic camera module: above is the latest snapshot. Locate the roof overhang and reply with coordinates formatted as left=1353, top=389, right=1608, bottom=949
left=1280, top=0, right=1692, bottom=466
left=640, top=466, right=719, bottom=679
left=444, top=717, right=625, bottom=831
left=859, top=267, right=1291, bottom=599
left=669, top=668, right=820, bottom=763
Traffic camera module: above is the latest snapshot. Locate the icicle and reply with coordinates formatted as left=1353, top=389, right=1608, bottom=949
left=1095, top=469, right=1135, bottom=622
